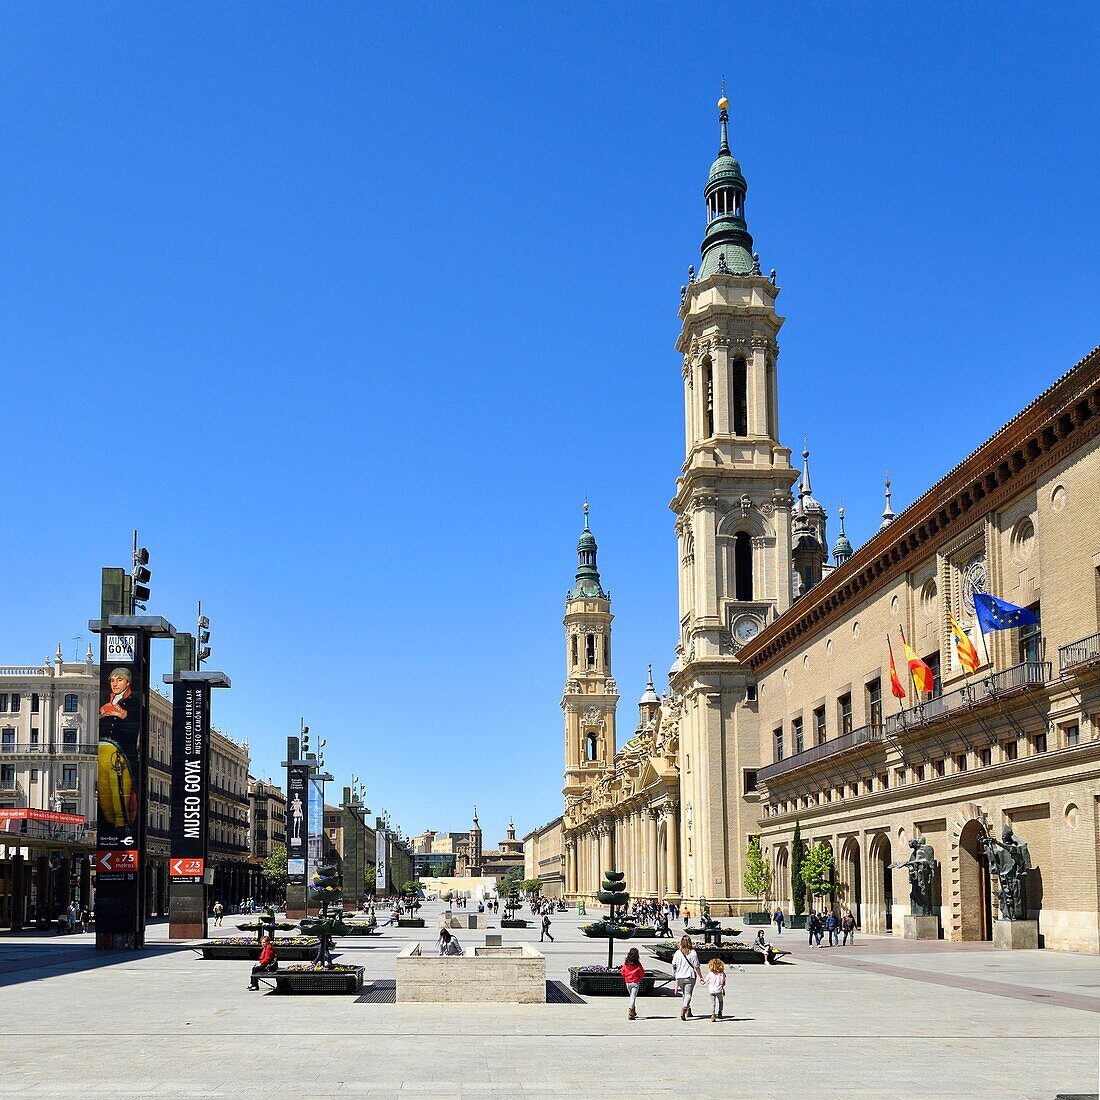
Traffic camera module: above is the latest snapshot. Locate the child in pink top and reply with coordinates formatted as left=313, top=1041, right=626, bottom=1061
left=703, top=957, right=726, bottom=1021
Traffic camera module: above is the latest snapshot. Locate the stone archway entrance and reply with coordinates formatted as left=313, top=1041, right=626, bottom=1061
left=839, top=837, right=862, bottom=925
left=958, top=819, right=993, bottom=941
left=867, top=833, right=893, bottom=933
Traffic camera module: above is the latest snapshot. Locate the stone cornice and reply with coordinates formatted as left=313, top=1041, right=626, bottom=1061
left=740, top=345, right=1100, bottom=673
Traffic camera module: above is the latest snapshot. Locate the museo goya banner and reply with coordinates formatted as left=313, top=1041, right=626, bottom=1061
left=96, top=629, right=150, bottom=934
left=286, top=762, right=309, bottom=886
left=169, top=680, right=209, bottom=883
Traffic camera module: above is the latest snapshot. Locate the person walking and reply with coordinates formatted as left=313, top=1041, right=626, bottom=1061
left=540, top=912, right=554, bottom=943
left=841, top=909, right=856, bottom=946
left=807, top=912, right=817, bottom=946
left=213, top=901, right=224, bottom=927
left=773, top=907, right=784, bottom=935
left=703, top=958, right=726, bottom=1021
left=671, top=935, right=703, bottom=1021
left=825, top=910, right=839, bottom=947
left=248, top=935, right=278, bottom=990
left=621, top=947, right=645, bottom=1021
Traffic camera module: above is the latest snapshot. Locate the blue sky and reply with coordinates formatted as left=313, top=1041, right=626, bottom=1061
left=2, top=4, right=1097, bottom=848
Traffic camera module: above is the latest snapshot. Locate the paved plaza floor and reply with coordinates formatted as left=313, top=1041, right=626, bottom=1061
left=1, top=902, right=1098, bottom=1098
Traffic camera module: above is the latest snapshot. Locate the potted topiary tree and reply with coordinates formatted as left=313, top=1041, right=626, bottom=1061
left=571, top=870, right=652, bottom=995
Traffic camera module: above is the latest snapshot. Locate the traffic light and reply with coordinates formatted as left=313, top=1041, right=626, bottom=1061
left=131, top=543, right=151, bottom=609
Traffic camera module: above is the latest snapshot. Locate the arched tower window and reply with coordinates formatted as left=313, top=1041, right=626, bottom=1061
left=732, top=356, right=748, bottom=436
left=603, top=635, right=610, bottom=670
left=734, top=532, right=753, bottom=601
left=586, top=732, right=599, bottom=762
left=702, top=357, right=714, bottom=438
left=586, top=634, right=596, bottom=669
left=571, top=635, right=578, bottom=667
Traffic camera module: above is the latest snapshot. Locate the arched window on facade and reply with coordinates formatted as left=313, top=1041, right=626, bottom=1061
left=571, top=635, right=578, bottom=667
left=585, top=634, right=596, bottom=669
left=732, top=356, right=748, bottom=436
left=734, top=532, right=753, bottom=601
left=586, top=732, right=599, bottom=762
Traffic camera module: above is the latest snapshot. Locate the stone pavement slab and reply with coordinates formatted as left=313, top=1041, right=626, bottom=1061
left=0, top=904, right=1097, bottom=1098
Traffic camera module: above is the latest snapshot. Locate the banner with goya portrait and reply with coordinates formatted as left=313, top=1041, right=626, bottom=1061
left=96, top=630, right=150, bottom=936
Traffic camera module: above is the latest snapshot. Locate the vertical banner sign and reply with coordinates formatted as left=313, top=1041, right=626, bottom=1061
left=96, top=631, right=150, bottom=943
left=286, top=763, right=308, bottom=887
left=169, top=681, right=209, bottom=883
left=376, top=828, right=387, bottom=896
left=307, top=777, right=324, bottom=884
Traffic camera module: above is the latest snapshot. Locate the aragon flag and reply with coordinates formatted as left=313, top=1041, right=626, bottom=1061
left=900, top=626, right=935, bottom=695
left=887, top=637, right=907, bottom=699
left=949, top=612, right=981, bottom=674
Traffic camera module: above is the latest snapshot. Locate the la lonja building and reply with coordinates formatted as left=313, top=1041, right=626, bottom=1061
left=554, top=95, right=1100, bottom=953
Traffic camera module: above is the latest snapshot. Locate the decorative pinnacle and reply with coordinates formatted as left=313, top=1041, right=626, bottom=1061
left=583, top=499, right=590, bottom=530
left=647, top=663, right=654, bottom=689
left=880, top=471, right=896, bottom=528
left=717, top=80, right=731, bottom=155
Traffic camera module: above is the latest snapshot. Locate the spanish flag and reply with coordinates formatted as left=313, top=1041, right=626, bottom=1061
left=887, top=637, right=907, bottom=699
left=900, top=627, right=935, bottom=695
left=949, top=612, right=981, bottom=674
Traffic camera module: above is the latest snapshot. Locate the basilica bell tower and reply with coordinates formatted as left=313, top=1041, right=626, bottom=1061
left=668, top=94, right=798, bottom=906
left=562, top=504, right=618, bottom=802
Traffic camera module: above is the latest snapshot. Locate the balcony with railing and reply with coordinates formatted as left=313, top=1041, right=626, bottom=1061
left=1060, top=631, right=1100, bottom=675
left=758, top=722, right=883, bottom=783
left=0, top=741, right=97, bottom=756
left=885, top=660, right=1050, bottom=736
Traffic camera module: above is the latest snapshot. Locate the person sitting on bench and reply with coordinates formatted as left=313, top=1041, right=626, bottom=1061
left=249, top=935, right=278, bottom=990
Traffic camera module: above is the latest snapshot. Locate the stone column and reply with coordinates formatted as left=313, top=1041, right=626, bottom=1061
left=79, top=856, right=90, bottom=910
left=35, top=855, right=51, bottom=929
left=58, top=855, right=72, bottom=910
left=664, top=804, right=681, bottom=898
left=10, top=854, right=25, bottom=931
left=647, top=810, right=658, bottom=897
left=599, top=826, right=611, bottom=885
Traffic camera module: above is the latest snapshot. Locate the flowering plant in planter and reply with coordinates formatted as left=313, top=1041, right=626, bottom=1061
left=207, top=936, right=319, bottom=947
left=282, top=963, right=359, bottom=973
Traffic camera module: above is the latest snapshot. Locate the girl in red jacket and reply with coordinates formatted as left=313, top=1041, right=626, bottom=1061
left=621, top=947, right=646, bottom=1020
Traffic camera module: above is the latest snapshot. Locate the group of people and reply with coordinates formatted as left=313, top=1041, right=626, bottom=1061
left=768, top=906, right=857, bottom=946
left=621, top=936, right=727, bottom=1022
left=56, top=902, right=90, bottom=934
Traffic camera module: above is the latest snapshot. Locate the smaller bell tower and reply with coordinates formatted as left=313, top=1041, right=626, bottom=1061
left=562, top=504, right=618, bottom=800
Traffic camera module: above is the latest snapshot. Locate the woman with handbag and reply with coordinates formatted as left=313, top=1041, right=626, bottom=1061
left=670, top=935, right=703, bottom=1020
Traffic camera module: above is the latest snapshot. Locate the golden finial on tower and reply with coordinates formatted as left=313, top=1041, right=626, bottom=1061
left=718, top=76, right=728, bottom=113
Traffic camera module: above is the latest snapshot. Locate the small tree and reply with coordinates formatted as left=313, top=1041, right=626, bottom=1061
left=520, top=878, right=542, bottom=898
left=262, top=843, right=287, bottom=891
left=498, top=866, right=524, bottom=897
left=801, top=842, right=835, bottom=908
left=363, top=866, right=376, bottom=896
left=743, top=835, right=772, bottom=910
left=790, top=822, right=805, bottom=915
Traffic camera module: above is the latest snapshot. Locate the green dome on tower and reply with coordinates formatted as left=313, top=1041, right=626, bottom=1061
left=698, top=93, right=755, bottom=280
left=571, top=503, right=608, bottom=600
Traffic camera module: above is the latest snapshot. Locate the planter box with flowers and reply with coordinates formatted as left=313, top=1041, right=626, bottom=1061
left=195, top=936, right=320, bottom=961
left=568, top=966, right=660, bottom=996
left=269, top=964, right=364, bottom=995
left=397, top=918, right=425, bottom=928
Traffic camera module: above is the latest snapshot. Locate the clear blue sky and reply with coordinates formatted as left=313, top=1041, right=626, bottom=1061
left=2, top=5, right=1097, bottom=848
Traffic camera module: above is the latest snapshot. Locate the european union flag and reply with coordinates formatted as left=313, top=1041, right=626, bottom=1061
left=973, top=592, right=1039, bottom=633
